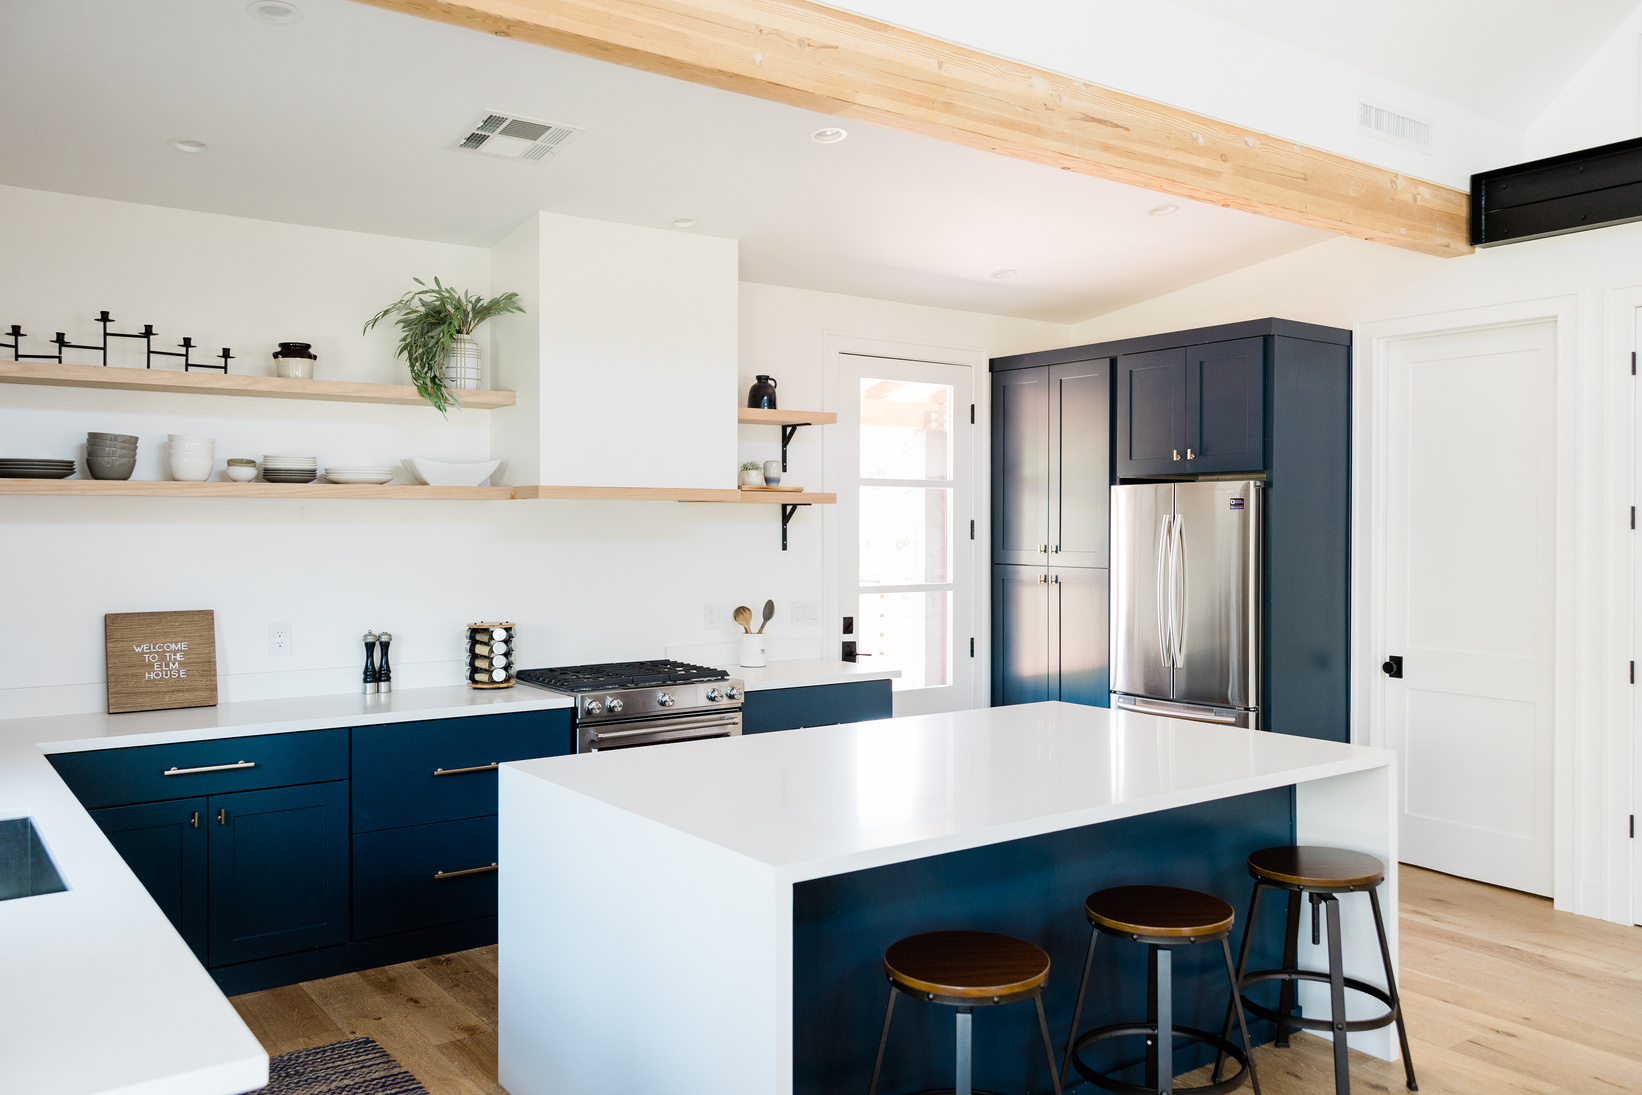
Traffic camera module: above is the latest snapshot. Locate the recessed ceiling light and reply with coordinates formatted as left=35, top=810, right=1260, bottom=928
left=811, top=127, right=848, bottom=144
left=991, top=269, right=1018, bottom=279
left=1148, top=204, right=1180, bottom=217
left=672, top=217, right=699, bottom=228
left=167, top=138, right=210, bottom=154
left=247, top=0, right=303, bottom=24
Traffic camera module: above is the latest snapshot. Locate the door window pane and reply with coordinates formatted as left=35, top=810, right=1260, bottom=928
left=861, top=379, right=952, bottom=480
left=860, top=486, right=952, bottom=585
left=859, top=591, right=951, bottom=691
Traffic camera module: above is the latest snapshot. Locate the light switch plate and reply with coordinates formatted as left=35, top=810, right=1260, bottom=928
left=792, top=601, right=820, bottom=626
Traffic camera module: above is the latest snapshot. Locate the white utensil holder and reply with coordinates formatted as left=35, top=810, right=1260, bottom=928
left=739, top=633, right=767, bottom=668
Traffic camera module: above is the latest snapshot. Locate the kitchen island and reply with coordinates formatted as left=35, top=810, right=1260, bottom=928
left=498, top=701, right=1398, bottom=1095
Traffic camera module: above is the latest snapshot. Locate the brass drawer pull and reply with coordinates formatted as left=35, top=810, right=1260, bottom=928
left=164, top=760, right=256, bottom=777
left=432, top=762, right=500, bottom=777
left=434, top=863, right=498, bottom=880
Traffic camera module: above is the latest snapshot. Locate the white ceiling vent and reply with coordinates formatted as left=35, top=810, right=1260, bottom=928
left=452, top=112, right=582, bottom=163
left=1357, top=101, right=1432, bottom=153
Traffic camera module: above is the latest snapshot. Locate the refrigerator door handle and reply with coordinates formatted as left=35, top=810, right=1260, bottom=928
left=1155, top=514, right=1173, bottom=668
left=1171, top=511, right=1187, bottom=667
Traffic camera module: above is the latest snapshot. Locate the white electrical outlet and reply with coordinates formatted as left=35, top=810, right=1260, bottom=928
left=704, top=604, right=722, bottom=630
left=268, top=623, right=291, bottom=656
left=792, top=601, right=821, bottom=626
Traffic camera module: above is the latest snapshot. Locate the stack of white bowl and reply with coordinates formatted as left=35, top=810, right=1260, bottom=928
left=261, top=455, right=318, bottom=484
left=323, top=465, right=397, bottom=485
left=168, top=435, right=216, bottom=482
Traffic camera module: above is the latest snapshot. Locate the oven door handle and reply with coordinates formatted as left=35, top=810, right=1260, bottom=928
left=587, top=712, right=742, bottom=744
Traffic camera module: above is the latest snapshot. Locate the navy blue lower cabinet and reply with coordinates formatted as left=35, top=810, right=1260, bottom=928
left=353, top=815, right=499, bottom=939
left=47, top=728, right=348, bottom=810
left=207, top=780, right=350, bottom=967
left=90, top=798, right=209, bottom=963
left=741, top=679, right=894, bottom=734
left=352, top=709, right=573, bottom=832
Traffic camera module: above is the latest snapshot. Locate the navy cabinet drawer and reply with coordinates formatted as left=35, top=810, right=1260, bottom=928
left=742, top=680, right=893, bottom=734
left=351, top=710, right=572, bottom=832
left=47, top=728, right=348, bottom=809
left=353, top=816, right=497, bottom=939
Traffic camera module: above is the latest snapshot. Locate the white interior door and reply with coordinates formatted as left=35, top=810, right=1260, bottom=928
left=1382, top=320, right=1557, bottom=896
left=836, top=351, right=976, bottom=716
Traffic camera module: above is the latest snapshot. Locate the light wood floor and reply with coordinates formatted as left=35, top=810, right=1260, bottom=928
left=231, top=866, right=1642, bottom=1094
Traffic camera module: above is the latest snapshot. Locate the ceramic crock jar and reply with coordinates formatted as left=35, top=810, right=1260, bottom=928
left=272, top=342, right=316, bottom=380
left=747, top=374, right=778, bottom=409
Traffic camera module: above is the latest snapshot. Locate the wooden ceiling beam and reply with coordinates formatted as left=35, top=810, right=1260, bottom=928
left=354, top=0, right=1472, bottom=257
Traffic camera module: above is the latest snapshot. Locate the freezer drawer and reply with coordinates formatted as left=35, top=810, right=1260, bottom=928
left=1112, top=693, right=1257, bottom=729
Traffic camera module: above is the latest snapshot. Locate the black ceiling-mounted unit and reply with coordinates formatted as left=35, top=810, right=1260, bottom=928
left=1471, top=135, right=1642, bottom=246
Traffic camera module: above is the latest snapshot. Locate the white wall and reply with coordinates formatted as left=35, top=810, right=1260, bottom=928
left=0, top=186, right=1065, bottom=719
left=1528, top=9, right=1642, bottom=159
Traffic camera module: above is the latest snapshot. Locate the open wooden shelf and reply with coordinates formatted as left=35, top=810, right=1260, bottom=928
left=0, top=480, right=835, bottom=504
left=0, top=359, right=517, bottom=409
left=737, top=407, right=836, bottom=426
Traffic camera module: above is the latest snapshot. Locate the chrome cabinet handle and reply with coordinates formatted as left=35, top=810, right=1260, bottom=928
left=164, top=760, right=255, bottom=777
left=1038, top=573, right=1047, bottom=584
left=432, top=762, right=500, bottom=777
left=434, top=863, right=498, bottom=880
left=1050, top=544, right=1061, bottom=553
left=1050, top=574, right=1060, bottom=584
left=190, top=811, right=200, bottom=829
left=1172, top=449, right=1182, bottom=461
left=217, top=809, right=227, bottom=826
left=1037, top=543, right=1048, bottom=554
left=1186, top=448, right=1195, bottom=460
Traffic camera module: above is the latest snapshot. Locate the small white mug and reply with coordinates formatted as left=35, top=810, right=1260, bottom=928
left=762, top=459, right=782, bottom=485
left=739, top=633, right=767, bottom=668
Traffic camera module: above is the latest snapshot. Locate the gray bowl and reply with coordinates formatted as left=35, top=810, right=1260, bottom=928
left=87, top=456, right=136, bottom=481
left=87, top=432, right=139, bottom=444
left=87, top=442, right=137, bottom=453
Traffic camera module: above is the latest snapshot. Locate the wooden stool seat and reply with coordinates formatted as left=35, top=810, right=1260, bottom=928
left=1247, top=846, right=1385, bottom=890
left=1084, top=885, right=1235, bottom=939
left=883, top=930, right=1051, bottom=1000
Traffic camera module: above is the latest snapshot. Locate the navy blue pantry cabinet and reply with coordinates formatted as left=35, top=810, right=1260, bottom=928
left=1117, top=337, right=1264, bottom=477
left=741, top=679, right=893, bottom=734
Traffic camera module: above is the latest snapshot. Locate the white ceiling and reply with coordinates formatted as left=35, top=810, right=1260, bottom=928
left=0, top=0, right=1337, bottom=325
left=1168, top=0, right=1639, bottom=127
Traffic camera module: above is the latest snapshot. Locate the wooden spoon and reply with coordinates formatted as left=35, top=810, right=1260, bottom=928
left=758, top=599, right=774, bottom=634
left=733, top=606, right=753, bottom=634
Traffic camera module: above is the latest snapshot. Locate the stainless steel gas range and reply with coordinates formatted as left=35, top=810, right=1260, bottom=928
left=515, top=660, right=744, bottom=752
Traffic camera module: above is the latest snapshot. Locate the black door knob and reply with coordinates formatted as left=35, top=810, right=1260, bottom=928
left=1382, top=655, right=1403, bottom=679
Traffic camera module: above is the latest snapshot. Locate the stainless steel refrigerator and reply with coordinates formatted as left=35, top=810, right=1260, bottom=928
left=1110, top=481, right=1262, bottom=727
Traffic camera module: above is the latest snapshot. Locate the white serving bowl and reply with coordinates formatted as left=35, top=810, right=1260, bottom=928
left=169, top=458, right=214, bottom=482
left=225, top=465, right=257, bottom=482
left=403, top=457, right=501, bottom=487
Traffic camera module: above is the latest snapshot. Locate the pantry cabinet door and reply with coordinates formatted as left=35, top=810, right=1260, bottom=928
left=1117, top=348, right=1186, bottom=476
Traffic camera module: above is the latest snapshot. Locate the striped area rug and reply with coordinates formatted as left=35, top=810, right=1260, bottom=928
left=263, top=1037, right=429, bottom=1095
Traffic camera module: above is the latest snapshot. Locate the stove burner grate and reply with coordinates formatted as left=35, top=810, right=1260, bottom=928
left=515, top=659, right=730, bottom=693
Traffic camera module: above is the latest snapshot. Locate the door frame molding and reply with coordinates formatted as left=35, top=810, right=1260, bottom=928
left=1613, top=283, right=1642, bottom=925
left=822, top=330, right=990, bottom=712
left=1355, top=291, right=1639, bottom=921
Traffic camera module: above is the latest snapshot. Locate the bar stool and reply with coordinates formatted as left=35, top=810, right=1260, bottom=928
left=1061, top=886, right=1260, bottom=1095
left=1212, top=846, right=1417, bottom=1094
left=867, top=930, right=1064, bottom=1095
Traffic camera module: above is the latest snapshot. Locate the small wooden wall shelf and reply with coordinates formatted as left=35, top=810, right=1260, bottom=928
left=0, top=360, right=517, bottom=409
left=0, top=480, right=835, bottom=504
left=737, top=407, right=837, bottom=427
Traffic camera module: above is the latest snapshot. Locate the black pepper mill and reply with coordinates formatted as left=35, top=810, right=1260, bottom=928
left=377, top=632, right=393, bottom=694
left=362, top=631, right=378, bottom=695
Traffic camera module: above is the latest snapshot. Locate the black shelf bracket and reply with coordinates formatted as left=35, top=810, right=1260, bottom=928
left=779, top=422, right=808, bottom=472
left=780, top=501, right=810, bottom=551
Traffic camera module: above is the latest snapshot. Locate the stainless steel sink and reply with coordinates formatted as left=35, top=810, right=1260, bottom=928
left=0, top=817, right=68, bottom=901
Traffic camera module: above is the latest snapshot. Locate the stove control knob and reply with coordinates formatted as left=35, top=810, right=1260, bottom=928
left=606, top=696, right=624, bottom=713
left=657, top=691, right=675, bottom=707
left=586, top=700, right=604, bottom=715
left=705, top=687, right=723, bottom=701
left=725, top=685, right=742, bottom=700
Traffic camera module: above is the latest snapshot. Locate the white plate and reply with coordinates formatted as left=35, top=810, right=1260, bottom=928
left=323, top=474, right=395, bottom=484
left=402, top=457, right=502, bottom=487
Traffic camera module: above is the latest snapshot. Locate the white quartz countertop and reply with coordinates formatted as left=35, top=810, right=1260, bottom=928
left=507, top=701, right=1392, bottom=882
left=728, top=658, right=899, bottom=691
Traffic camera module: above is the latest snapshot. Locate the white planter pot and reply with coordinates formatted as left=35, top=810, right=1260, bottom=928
left=739, top=468, right=765, bottom=487
left=443, top=334, right=482, bottom=391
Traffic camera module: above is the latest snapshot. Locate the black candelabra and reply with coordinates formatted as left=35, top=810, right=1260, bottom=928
left=1, top=310, right=233, bottom=373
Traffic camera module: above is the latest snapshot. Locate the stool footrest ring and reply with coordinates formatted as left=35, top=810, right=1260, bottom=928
left=1070, top=1022, right=1251, bottom=1095
left=1239, top=968, right=1399, bottom=1034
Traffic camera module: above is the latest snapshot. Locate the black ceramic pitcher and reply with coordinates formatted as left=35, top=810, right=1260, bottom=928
left=747, top=374, right=778, bottom=409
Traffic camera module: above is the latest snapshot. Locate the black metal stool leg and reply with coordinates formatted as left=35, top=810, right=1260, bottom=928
left=1035, top=993, right=1066, bottom=1095
left=1214, top=881, right=1267, bottom=1082
left=1323, top=895, right=1350, bottom=1095
left=1155, top=945, right=1174, bottom=1095
left=867, top=988, right=896, bottom=1095
left=1221, top=937, right=1262, bottom=1095
left=1060, top=925, right=1098, bottom=1088
left=1368, top=888, right=1419, bottom=1091
left=1275, top=890, right=1301, bottom=1048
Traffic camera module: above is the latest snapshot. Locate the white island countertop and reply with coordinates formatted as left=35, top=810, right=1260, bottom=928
left=505, top=700, right=1389, bottom=882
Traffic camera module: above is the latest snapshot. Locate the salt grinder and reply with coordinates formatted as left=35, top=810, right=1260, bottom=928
left=362, top=631, right=378, bottom=694
left=377, top=632, right=393, bottom=693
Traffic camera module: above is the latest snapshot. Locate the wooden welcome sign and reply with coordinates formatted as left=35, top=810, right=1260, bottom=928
left=104, top=610, right=219, bottom=714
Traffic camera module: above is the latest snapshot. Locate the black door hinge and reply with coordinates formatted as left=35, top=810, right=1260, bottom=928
left=1630, top=661, right=1635, bottom=684
left=970, top=519, right=975, bottom=540
left=970, top=403, right=975, bottom=424
left=1631, top=351, right=1635, bottom=375
left=1631, top=506, right=1635, bottom=529
left=969, top=637, right=975, bottom=658
left=1631, top=814, right=1636, bottom=838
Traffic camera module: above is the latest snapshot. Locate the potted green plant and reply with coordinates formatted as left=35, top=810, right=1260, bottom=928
left=739, top=461, right=766, bottom=487
left=363, top=277, right=524, bottom=412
